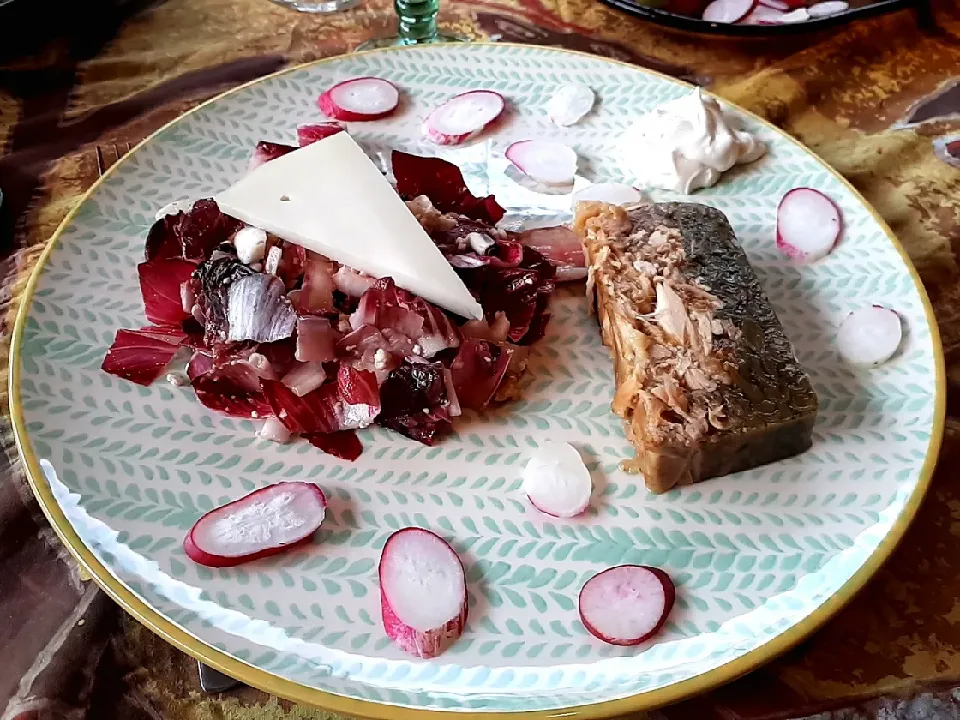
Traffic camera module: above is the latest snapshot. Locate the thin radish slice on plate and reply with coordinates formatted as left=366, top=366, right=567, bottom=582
left=703, top=0, right=755, bottom=23
left=379, top=528, right=467, bottom=658
left=523, top=440, right=592, bottom=518
left=758, top=0, right=789, bottom=10
left=572, top=182, right=645, bottom=208
left=808, top=0, right=849, bottom=15
left=183, top=482, right=326, bottom=567
left=777, top=7, right=810, bottom=21
left=506, top=140, right=578, bottom=186
left=777, top=187, right=842, bottom=262
left=318, top=77, right=400, bottom=121
left=422, top=90, right=505, bottom=146
left=579, top=565, right=676, bottom=646
left=837, top=305, right=903, bottom=365
left=546, top=83, right=595, bottom=127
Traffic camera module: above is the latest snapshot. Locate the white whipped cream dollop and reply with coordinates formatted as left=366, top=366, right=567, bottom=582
left=619, top=88, right=765, bottom=194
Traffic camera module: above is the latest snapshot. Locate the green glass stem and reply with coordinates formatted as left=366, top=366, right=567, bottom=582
left=396, top=0, right=440, bottom=44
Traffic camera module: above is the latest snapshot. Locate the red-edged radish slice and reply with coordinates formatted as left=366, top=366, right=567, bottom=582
left=579, top=565, right=676, bottom=646
left=546, top=83, right=595, bottom=127
left=758, top=0, right=789, bottom=10
left=703, top=0, right=755, bottom=23
left=739, top=4, right=785, bottom=22
left=318, top=77, right=400, bottom=121
left=572, top=182, right=645, bottom=208
left=776, top=188, right=842, bottom=262
left=523, top=440, right=592, bottom=518
left=379, top=528, right=467, bottom=658
left=422, top=90, right=505, bottom=146
left=837, top=305, right=903, bottom=365
left=777, top=7, right=809, bottom=21
left=506, top=140, right=578, bottom=186
left=183, top=482, right=326, bottom=567
left=297, top=122, right=344, bottom=146
left=808, top=0, right=848, bottom=15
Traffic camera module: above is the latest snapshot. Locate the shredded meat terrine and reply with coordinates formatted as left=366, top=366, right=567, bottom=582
left=574, top=200, right=818, bottom=493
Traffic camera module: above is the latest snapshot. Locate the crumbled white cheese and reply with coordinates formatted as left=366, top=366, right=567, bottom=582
left=466, top=231, right=496, bottom=255
left=373, top=348, right=389, bottom=370
left=234, top=226, right=268, bottom=265
left=166, top=372, right=189, bottom=387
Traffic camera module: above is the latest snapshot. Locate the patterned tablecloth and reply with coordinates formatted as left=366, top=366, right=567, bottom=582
left=2, top=0, right=960, bottom=718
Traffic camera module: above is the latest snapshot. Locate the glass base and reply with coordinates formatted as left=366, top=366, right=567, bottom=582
left=357, top=33, right=465, bottom=49
left=270, top=0, right=359, bottom=13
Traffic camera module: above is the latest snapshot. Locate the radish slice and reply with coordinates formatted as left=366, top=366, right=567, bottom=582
left=837, top=305, right=903, bottom=365
left=572, top=182, right=645, bottom=208
left=776, top=188, right=842, bottom=262
left=523, top=441, right=592, bottom=518
left=579, top=566, right=676, bottom=646
left=546, top=83, right=595, bottom=127
left=808, top=0, right=848, bottom=15
left=703, top=0, right=755, bottom=23
left=379, top=528, right=467, bottom=658
left=183, top=482, right=326, bottom=567
left=422, top=90, right=505, bottom=146
left=506, top=140, right=578, bottom=186
left=318, top=77, right=399, bottom=122
left=758, top=0, right=789, bottom=9
left=777, top=7, right=809, bottom=21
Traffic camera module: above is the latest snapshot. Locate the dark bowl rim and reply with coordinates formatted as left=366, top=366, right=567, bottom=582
left=599, top=0, right=920, bottom=36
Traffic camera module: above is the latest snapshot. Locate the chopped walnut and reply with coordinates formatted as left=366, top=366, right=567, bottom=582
left=406, top=195, right=457, bottom=232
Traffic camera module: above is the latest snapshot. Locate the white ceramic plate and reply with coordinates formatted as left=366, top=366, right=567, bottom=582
left=11, top=44, right=944, bottom=717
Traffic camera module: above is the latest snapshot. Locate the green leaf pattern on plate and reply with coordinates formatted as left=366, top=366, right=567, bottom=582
left=18, top=45, right=937, bottom=712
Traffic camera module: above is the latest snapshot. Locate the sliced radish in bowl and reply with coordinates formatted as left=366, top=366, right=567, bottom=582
left=579, top=565, right=676, bottom=646
left=777, top=187, right=842, bottom=262
left=422, top=90, right=505, bottom=146
left=703, top=0, right=755, bottom=23
left=183, top=482, right=326, bottom=567
left=318, top=77, right=400, bottom=121
left=546, top=83, right=595, bottom=127
left=506, top=140, right=578, bottom=186
left=379, top=528, right=467, bottom=658
left=572, top=182, right=645, bottom=208
left=523, top=440, right=592, bottom=518
left=837, top=305, right=903, bottom=365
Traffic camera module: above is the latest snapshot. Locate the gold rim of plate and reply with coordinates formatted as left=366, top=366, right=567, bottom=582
left=8, top=43, right=947, bottom=720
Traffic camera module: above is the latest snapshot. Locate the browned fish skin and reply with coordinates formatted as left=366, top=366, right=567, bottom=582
left=576, top=201, right=818, bottom=493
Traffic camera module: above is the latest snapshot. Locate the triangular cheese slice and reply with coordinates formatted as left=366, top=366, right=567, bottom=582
left=216, top=133, right=484, bottom=320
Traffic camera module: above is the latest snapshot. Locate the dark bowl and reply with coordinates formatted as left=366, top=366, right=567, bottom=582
left=599, top=0, right=922, bottom=36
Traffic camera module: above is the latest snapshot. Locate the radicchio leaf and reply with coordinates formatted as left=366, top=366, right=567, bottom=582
left=297, top=123, right=345, bottom=146
left=514, top=226, right=586, bottom=281
left=249, top=141, right=296, bottom=172
left=101, top=327, right=186, bottom=386
left=459, top=247, right=555, bottom=344
left=138, top=258, right=198, bottom=326
left=350, top=278, right=459, bottom=358
left=450, top=338, right=512, bottom=410
left=392, top=151, right=505, bottom=224
left=261, top=365, right=380, bottom=434
left=305, top=430, right=363, bottom=460
left=145, top=199, right=241, bottom=262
